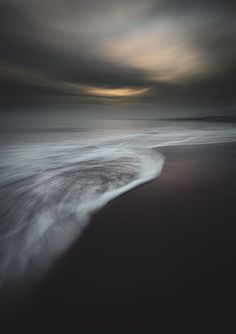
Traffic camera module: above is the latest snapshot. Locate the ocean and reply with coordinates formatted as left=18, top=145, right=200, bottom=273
left=0, top=118, right=236, bottom=289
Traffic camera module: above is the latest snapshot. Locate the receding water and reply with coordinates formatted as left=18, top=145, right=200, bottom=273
left=0, top=119, right=236, bottom=289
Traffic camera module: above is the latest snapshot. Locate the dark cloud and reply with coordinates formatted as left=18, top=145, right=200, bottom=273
left=0, top=0, right=235, bottom=108
left=153, top=0, right=236, bottom=17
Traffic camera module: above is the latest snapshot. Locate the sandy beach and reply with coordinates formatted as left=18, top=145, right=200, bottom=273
left=2, top=142, right=236, bottom=331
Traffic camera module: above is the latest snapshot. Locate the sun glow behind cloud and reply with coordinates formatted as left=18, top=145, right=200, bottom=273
left=77, top=85, right=149, bottom=97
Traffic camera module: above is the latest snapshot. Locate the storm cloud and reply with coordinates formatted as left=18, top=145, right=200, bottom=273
left=0, top=0, right=235, bottom=108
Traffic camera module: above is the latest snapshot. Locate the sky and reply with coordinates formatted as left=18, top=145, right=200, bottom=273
left=0, top=0, right=236, bottom=112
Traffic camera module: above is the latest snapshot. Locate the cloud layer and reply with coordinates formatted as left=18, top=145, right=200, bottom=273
left=0, top=0, right=235, bottom=107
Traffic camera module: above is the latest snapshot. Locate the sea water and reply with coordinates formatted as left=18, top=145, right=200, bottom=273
left=0, top=118, right=235, bottom=288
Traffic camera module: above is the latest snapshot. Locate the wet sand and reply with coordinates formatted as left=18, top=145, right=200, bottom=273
left=3, top=143, right=236, bottom=331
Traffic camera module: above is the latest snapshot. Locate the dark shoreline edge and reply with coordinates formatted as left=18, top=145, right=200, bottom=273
left=2, top=141, right=236, bottom=331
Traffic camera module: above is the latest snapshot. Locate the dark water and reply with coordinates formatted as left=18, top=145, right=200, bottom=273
left=0, top=119, right=235, bottom=291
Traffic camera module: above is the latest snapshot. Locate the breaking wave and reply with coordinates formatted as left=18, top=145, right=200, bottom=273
left=0, top=126, right=236, bottom=287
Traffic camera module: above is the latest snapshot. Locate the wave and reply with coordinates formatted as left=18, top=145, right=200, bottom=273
left=0, top=125, right=236, bottom=288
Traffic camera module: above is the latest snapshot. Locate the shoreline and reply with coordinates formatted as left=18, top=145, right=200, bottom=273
left=2, top=142, right=236, bottom=330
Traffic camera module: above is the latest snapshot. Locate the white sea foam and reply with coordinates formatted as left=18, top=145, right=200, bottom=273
left=0, top=125, right=236, bottom=287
